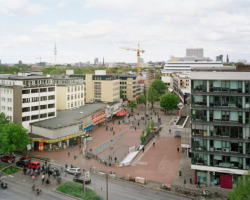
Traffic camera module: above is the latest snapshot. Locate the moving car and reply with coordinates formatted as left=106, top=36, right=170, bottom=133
left=66, top=168, right=81, bottom=175
left=16, top=160, right=30, bottom=168
left=1, top=154, right=15, bottom=163
left=73, top=176, right=91, bottom=184
left=19, top=156, right=31, bottom=161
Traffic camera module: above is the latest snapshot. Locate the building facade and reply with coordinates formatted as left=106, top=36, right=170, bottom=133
left=0, top=75, right=56, bottom=130
left=190, top=67, right=250, bottom=189
left=119, top=75, right=141, bottom=101
left=53, top=77, right=84, bottom=110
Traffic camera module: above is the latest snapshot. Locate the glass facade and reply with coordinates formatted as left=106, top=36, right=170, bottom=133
left=191, top=79, right=250, bottom=187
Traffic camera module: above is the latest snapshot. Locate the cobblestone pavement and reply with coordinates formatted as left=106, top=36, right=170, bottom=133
left=29, top=105, right=183, bottom=186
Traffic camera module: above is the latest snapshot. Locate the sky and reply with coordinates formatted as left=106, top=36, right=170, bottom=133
left=1, top=0, right=250, bottom=64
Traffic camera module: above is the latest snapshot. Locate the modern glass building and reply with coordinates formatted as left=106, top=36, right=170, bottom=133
left=190, top=66, right=250, bottom=189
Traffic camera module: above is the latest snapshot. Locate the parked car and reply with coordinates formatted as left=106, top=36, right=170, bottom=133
left=16, top=160, right=30, bottom=168
left=19, top=156, right=31, bottom=161
left=73, top=176, right=91, bottom=184
left=66, top=168, right=81, bottom=175
left=28, top=162, right=40, bottom=170
left=1, top=154, right=15, bottom=163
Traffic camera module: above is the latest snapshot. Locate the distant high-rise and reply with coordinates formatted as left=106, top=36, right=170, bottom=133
left=18, top=60, right=22, bottom=65
left=226, top=54, right=229, bottom=63
left=186, top=48, right=203, bottom=58
left=94, top=58, right=98, bottom=65
left=216, top=55, right=223, bottom=62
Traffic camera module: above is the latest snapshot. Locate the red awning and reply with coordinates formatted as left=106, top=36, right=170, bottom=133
left=116, top=110, right=127, bottom=116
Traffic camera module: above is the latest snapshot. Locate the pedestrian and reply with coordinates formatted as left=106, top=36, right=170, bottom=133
left=79, top=145, right=81, bottom=150
left=153, top=142, right=155, bottom=147
left=177, top=147, right=179, bottom=153
left=184, top=176, right=186, bottom=184
left=110, top=127, right=112, bottom=131
left=138, top=122, right=139, bottom=126
left=142, top=147, right=145, bottom=152
left=190, top=176, right=192, bottom=184
left=113, top=131, right=115, bottom=135
left=65, top=164, right=68, bottom=169
left=135, top=126, right=136, bottom=131
left=42, top=173, right=45, bottom=184
left=197, top=180, right=200, bottom=188
left=68, top=152, right=70, bottom=157
left=114, top=157, right=117, bottom=163
left=48, top=171, right=51, bottom=178
left=106, top=126, right=108, bottom=131
left=32, top=175, right=35, bottom=183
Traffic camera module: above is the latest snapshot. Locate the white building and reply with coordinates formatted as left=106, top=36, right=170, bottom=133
left=0, top=75, right=56, bottom=130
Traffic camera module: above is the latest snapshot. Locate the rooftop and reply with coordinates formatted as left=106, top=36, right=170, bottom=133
left=31, top=103, right=109, bottom=129
left=0, top=75, right=51, bottom=80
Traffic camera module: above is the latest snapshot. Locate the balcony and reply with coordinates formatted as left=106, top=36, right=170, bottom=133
left=192, top=91, right=250, bottom=97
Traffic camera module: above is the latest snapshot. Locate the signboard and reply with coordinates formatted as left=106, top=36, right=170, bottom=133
left=92, top=110, right=106, bottom=125
left=27, top=144, right=31, bottom=150
left=135, top=177, right=145, bottom=184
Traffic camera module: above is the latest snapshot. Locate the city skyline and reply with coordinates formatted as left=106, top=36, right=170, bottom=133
left=1, top=0, right=250, bottom=63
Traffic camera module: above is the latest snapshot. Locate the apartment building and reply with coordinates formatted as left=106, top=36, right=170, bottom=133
left=190, top=66, right=250, bottom=189
left=170, top=72, right=190, bottom=103
left=119, top=75, right=141, bottom=101
left=0, top=75, right=56, bottom=130
left=70, top=71, right=120, bottom=103
left=53, top=76, right=84, bottom=110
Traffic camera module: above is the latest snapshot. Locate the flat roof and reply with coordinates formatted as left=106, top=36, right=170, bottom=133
left=0, top=75, right=51, bottom=80
left=31, top=103, right=109, bottom=129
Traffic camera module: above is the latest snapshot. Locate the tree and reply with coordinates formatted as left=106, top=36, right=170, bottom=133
left=151, top=79, right=167, bottom=96
left=128, top=100, right=137, bottom=109
left=0, top=123, right=30, bottom=156
left=229, top=170, right=250, bottom=200
left=155, top=72, right=161, bottom=80
left=145, top=124, right=150, bottom=136
left=140, top=130, right=146, bottom=144
left=147, top=87, right=159, bottom=107
left=137, top=94, right=146, bottom=105
left=0, top=112, right=10, bottom=126
left=160, top=92, right=179, bottom=113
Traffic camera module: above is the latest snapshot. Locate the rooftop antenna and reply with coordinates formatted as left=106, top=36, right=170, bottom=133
left=54, top=41, right=57, bottom=65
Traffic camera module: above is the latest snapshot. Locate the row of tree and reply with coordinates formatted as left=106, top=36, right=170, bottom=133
left=0, top=113, right=30, bottom=157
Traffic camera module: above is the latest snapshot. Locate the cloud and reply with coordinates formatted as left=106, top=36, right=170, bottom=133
left=0, top=0, right=48, bottom=16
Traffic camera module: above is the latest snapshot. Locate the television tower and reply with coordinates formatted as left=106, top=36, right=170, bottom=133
left=54, top=41, right=57, bottom=65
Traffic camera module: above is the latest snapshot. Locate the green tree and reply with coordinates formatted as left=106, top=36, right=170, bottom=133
left=145, top=124, right=150, bottom=136
left=229, top=170, right=250, bottom=200
left=160, top=92, right=179, bottom=113
left=147, top=87, right=159, bottom=107
left=128, top=100, right=137, bottom=109
left=0, top=123, right=30, bottom=157
left=137, top=94, right=146, bottom=105
left=140, top=130, right=146, bottom=144
left=151, top=79, right=167, bottom=96
left=0, top=112, right=10, bottom=126
left=154, top=72, right=161, bottom=80
left=150, top=120, right=155, bottom=130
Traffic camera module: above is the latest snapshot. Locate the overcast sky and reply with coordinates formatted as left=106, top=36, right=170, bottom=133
left=1, top=0, right=250, bottom=64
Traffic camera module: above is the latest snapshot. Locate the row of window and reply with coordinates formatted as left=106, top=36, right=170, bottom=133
left=22, top=112, right=55, bottom=121
left=1, top=89, right=12, bottom=94
left=23, top=80, right=53, bottom=86
left=22, top=104, right=55, bottom=112
left=67, top=85, right=84, bottom=92
left=67, top=93, right=84, bottom=101
left=192, top=80, right=250, bottom=93
left=22, top=87, right=55, bottom=94
left=1, top=97, right=12, bottom=102
left=22, top=96, right=55, bottom=103
left=192, top=153, right=250, bottom=170
left=1, top=106, right=12, bottom=111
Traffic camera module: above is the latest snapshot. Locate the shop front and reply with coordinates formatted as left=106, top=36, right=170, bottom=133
left=31, top=131, right=86, bottom=151
left=92, top=110, right=106, bottom=125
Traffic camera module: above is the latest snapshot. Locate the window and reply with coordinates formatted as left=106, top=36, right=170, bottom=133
left=81, top=93, right=83, bottom=98
left=7, top=98, right=12, bottom=102
left=22, top=107, right=30, bottom=112
left=31, top=89, right=39, bottom=93
left=22, top=90, right=30, bottom=94
left=32, top=97, right=39, bottom=102
left=31, top=115, right=39, bottom=120
left=71, top=95, right=73, bottom=100
left=48, top=112, right=55, bottom=117
left=48, top=104, right=55, bottom=108
left=81, top=85, right=83, bottom=90
left=40, top=113, right=47, bottom=118
left=68, top=87, right=70, bottom=92
left=40, top=96, right=47, bottom=101
left=22, top=116, right=30, bottom=121
left=75, top=94, right=77, bottom=99
left=40, top=88, right=47, bottom=93
left=40, top=105, right=47, bottom=110
left=67, top=95, right=70, bottom=100
left=48, top=87, right=55, bottom=92
left=48, top=95, right=55, bottom=100
left=22, top=98, right=30, bottom=103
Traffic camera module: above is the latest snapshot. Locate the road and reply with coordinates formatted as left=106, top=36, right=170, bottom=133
left=0, top=157, right=190, bottom=200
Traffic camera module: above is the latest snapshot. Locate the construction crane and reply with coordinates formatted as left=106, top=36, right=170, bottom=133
left=119, top=43, right=145, bottom=81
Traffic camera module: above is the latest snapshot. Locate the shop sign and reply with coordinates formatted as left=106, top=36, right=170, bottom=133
left=92, top=110, right=106, bottom=125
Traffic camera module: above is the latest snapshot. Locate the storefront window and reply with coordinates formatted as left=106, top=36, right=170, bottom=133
left=197, top=171, right=207, bottom=184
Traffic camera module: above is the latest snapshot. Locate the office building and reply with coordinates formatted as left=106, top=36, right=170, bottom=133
left=190, top=66, right=250, bottom=189
left=0, top=75, right=56, bottom=130
left=216, top=55, right=223, bottom=62
left=186, top=48, right=204, bottom=58
left=52, top=76, right=84, bottom=110
left=119, top=75, right=141, bottom=101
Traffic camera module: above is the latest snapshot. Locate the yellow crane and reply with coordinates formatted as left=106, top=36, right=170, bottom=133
left=119, top=43, right=145, bottom=81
